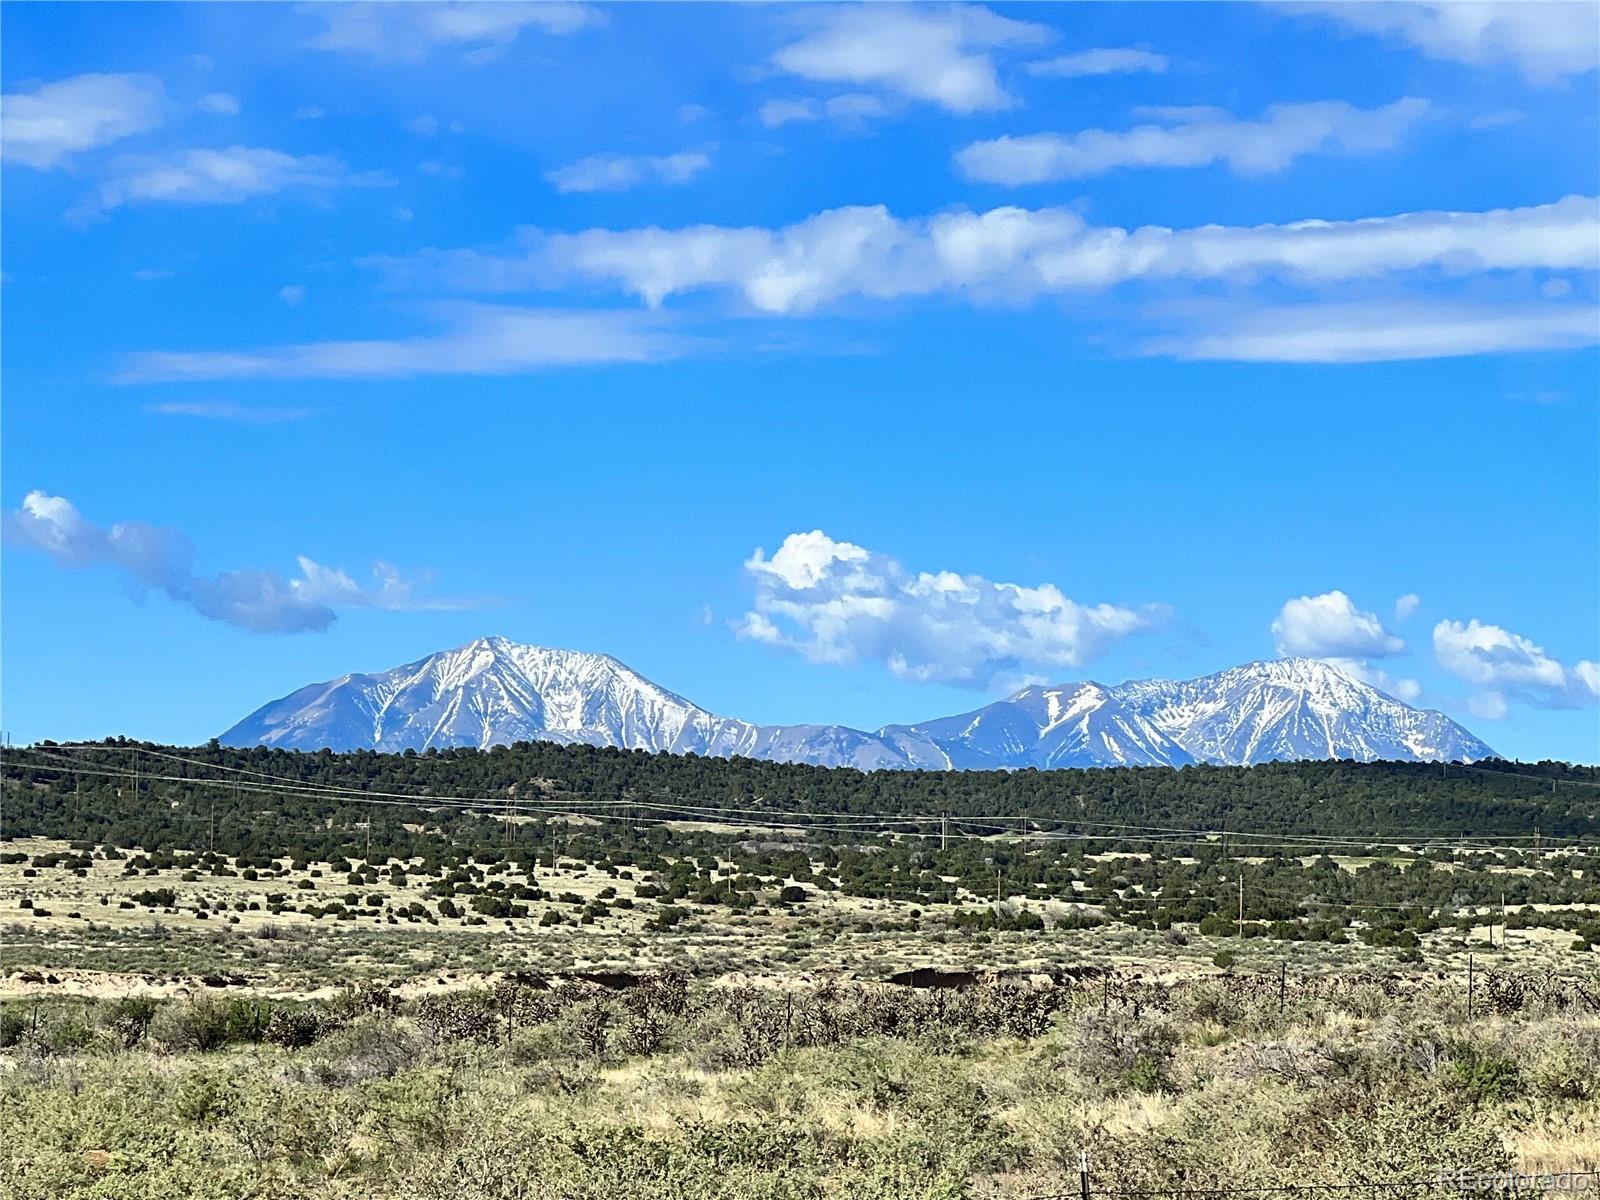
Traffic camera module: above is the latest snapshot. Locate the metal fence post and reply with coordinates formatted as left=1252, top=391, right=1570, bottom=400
left=1079, top=1149, right=1090, bottom=1200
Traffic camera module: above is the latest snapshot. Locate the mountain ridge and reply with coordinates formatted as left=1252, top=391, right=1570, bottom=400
left=219, top=636, right=1495, bottom=768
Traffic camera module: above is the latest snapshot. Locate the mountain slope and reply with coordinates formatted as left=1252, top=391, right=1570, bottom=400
left=219, top=638, right=748, bottom=755
left=220, top=638, right=1495, bottom=767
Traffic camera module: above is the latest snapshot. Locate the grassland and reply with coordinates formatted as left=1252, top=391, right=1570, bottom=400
left=4, top=749, right=1598, bottom=1197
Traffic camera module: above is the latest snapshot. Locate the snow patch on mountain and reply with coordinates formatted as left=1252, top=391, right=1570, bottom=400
left=220, top=638, right=1495, bottom=768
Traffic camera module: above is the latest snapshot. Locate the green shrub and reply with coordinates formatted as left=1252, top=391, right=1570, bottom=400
left=1447, top=1045, right=1523, bottom=1104
left=105, top=995, right=159, bottom=1048
left=152, top=993, right=233, bottom=1052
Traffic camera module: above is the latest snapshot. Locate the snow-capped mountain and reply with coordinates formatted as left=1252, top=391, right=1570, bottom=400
left=220, top=637, right=756, bottom=755
left=220, top=637, right=1495, bottom=768
left=889, top=658, right=1493, bottom=768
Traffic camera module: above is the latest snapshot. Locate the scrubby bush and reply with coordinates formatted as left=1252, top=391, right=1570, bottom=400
left=1069, top=1007, right=1180, bottom=1094
left=151, top=993, right=233, bottom=1052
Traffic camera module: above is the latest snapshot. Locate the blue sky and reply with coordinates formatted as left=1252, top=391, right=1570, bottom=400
left=3, top=1, right=1597, bottom=763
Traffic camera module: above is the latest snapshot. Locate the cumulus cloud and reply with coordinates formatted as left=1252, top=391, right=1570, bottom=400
left=278, top=284, right=306, bottom=306
left=392, top=195, right=1599, bottom=318
left=1144, top=298, right=1600, bottom=363
left=304, top=1, right=598, bottom=62
left=545, top=149, right=712, bottom=194
left=1433, top=618, right=1599, bottom=714
left=3, top=491, right=465, bottom=633
left=85, top=146, right=389, bottom=214
left=1026, top=47, right=1169, bottom=77
left=1272, top=590, right=1407, bottom=659
left=1395, top=593, right=1422, bottom=621
left=1, top=73, right=165, bottom=169
left=770, top=5, right=1051, bottom=114
left=737, top=530, right=1167, bottom=687
left=1283, top=1, right=1599, bottom=83
left=956, top=98, right=1428, bottom=184
left=116, top=305, right=692, bottom=383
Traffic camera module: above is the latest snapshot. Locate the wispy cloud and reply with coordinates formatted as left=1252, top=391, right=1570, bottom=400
left=1434, top=618, right=1599, bottom=715
left=3, top=490, right=470, bottom=633
left=1026, top=47, right=1168, bottom=77
left=304, top=1, right=598, bottom=62
left=1145, top=298, right=1600, bottom=363
left=83, top=146, right=390, bottom=216
left=770, top=5, right=1051, bottom=115
left=386, top=196, right=1598, bottom=318
left=956, top=98, right=1429, bottom=184
left=737, top=529, right=1168, bottom=687
left=197, top=91, right=239, bottom=115
left=144, top=401, right=315, bottom=423
left=1, top=73, right=165, bottom=169
left=545, top=148, right=713, bottom=194
left=1282, top=1, right=1599, bottom=84
left=758, top=94, right=893, bottom=129
left=116, top=305, right=695, bottom=383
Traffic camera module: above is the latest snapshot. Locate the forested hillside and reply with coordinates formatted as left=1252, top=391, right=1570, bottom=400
left=4, top=739, right=1596, bottom=862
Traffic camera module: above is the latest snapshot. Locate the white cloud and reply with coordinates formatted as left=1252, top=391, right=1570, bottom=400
left=1395, top=593, right=1422, bottom=621
left=293, top=105, right=325, bottom=120
left=1285, top=2, right=1599, bottom=83
left=1390, top=677, right=1423, bottom=703
left=2, top=490, right=464, bottom=633
left=737, top=529, right=1167, bottom=687
left=304, top=1, right=598, bottom=62
left=1146, top=298, right=1600, bottom=363
left=278, top=284, right=306, bottom=306
left=145, top=401, right=314, bottom=423
left=545, top=149, right=712, bottom=194
left=956, top=98, right=1428, bottom=184
left=677, top=103, right=711, bottom=124
left=420, top=195, right=1599, bottom=316
left=407, top=114, right=441, bottom=137
left=760, top=99, right=823, bottom=128
left=197, top=92, right=239, bottom=115
left=1272, top=590, right=1406, bottom=659
left=760, top=94, right=893, bottom=128
left=87, top=146, right=389, bottom=213
left=1434, top=618, right=1599, bottom=710
left=770, top=5, right=1051, bottom=114
left=1, top=73, right=165, bottom=169
left=116, top=305, right=693, bottom=383
left=1026, top=48, right=1169, bottom=77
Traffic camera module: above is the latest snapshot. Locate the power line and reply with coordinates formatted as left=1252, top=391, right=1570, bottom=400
left=11, top=743, right=1594, bottom=853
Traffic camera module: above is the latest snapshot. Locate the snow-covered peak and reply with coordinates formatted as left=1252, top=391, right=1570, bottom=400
left=221, top=640, right=1495, bottom=769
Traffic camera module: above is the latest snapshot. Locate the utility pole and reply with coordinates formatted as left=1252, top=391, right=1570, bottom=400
left=208, top=797, right=216, bottom=854
left=1467, top=952, right=1475, bottom=1021
left=1500, top=890, right=1507, bottom=949
left=941, top=814, right=948, bottom=853
left=1237, top=871, right=1245, bottom=942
